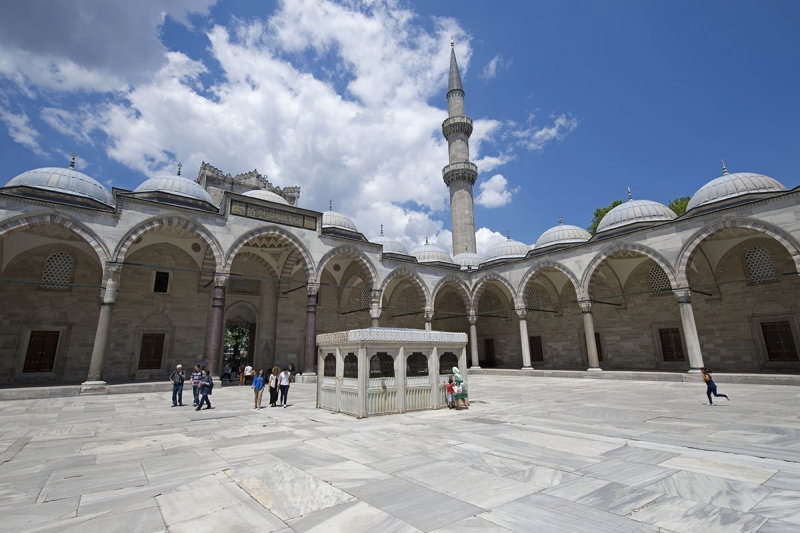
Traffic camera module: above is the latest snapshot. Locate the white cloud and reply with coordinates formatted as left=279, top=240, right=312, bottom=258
left=511, top=113, right=578, bottom=151
left=476, top=174, right=519, bottom=208
left=0, top=106, right=45, bottom=156
left=480, top=54, right=511, bottom=80
left=475, top=227, right=508, bottom=256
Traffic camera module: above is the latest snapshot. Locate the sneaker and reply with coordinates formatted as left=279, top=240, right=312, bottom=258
left=195, top=407, right=201, bottom=411
left=172, top=404, right=177, bottom=407
left=284, top=404, right=287, bottom=408
left=726, top=396, right=731, bottom=401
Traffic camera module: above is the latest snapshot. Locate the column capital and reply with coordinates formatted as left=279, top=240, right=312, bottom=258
left=370, top=288, right=382, bottom=301
left=515, top=308, right=527, bottom=319
left=104, top=261, right=123, bottom=277
left=307, top=282, right=320, bottom=295
left=673, top=288, right=692, bottom=304
left=214, top=273, right=229, bottom=287
left=101, top=262, right=123, bottom=304
left=468, top=310, right=477, bottom=325
left=578, top=300, right=593, bottom=313
left=424, top=311, right=434, bottom=322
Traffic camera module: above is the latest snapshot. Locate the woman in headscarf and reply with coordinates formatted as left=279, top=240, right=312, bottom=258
left=452, top=366, right=470, bottom=409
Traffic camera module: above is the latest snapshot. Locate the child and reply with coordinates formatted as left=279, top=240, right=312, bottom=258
left=702, top=367, right=729, bottom=405
left=445, top=376, right=456, bottom=409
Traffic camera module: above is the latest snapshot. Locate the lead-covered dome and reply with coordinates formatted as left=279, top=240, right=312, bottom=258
left=596, top=199, right=676, bottom=233
left=322, top=209, right=358, bottom=232
left=535, top=220, right=591, bottom=249
left=453, top=252, right=483, bottom=269
left=135, top=175, right=213, bottom=204
left=372, top=226, right=408, bottom=254
left=6, top=167, right=113, bottom=205
left=485, top=236, right=531, bottom=261
left=242, top=189, right=289, bottom=205
left=412, top=241, right=453, bottom=263
left=686, top=171, right=786, bottom=212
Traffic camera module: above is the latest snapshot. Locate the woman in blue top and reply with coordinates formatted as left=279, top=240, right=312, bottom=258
left=702, top=368, right=729, bottom=405
left=252, top=369, right=265, bottom=410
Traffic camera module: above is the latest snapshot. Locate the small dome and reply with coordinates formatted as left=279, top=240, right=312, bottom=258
left=596, top=199, right=676, bottom=233
left=322, top=209, right=358, bottom=232
left=372, top=227, right=408, bottom=254
left=242, top=189, right=289, bottom=205
left=687, top=171, right=786, bottom=211
left=6, top=167, right=113, bottom=205
left=485, top=236, right=531, bottom=261
left=135, top=175, right=214, bottom=204
left=453, top=252, right=483, bottom=269
left=411, top=241, right=453, bottom=263
left=535, top=222, right=591, bottom=249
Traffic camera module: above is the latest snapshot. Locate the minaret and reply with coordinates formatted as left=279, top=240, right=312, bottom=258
left=442, top=40, right=478, bottom=255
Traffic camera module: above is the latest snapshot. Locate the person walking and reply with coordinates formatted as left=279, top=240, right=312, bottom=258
left=279, top=366, right=291, bottom=407
left=244, top=362, right=253, bottom=385
left=702, top=368, right=730, bottom=405
left=190, top=364, right=203, bottom=406
left=196, top=370, right=214, bottom=410
left=252, top=369, right=265, bottom=409
left=170, top=364, right=185, bottom=407
left=268, top=366, right=280, bottom=407
left=222, top=362, right=232, bottom=383
left=452, top=366, right=469, bottom=409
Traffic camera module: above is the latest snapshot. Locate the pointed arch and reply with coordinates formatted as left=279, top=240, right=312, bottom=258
left=114, top=215, right=223, bottom=268
left=315, top=245, right=378, bottom=288
left=0, top=212, right=109, bottom=265
left=431, top=275, right=471, bottom=312
left=472, top=273, right=516, bottom=310
left=676, top=217, right=800, bottom=286
left=580, top=242, right=677, bottom=297
left=225, top=226, right=315, bottom=280
left=379, top=266, right=431, bottom=310
left=517, top=260, right=581, bottom=307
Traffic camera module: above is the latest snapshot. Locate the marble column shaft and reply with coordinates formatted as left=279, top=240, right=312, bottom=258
left=468, top=315, right=480, bottom=368
left=85, top=263, right=121, bottom=383
left=304, top=284, right=319, bottom=373
left=204, top=275, right=227, bottom=377
left=579, top=301, right=601, bottom=370
left=674, top=289, right=705, bottom=372
left=517, top=309, right=532, bottom=369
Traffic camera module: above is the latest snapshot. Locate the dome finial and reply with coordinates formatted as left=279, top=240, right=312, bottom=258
left=329, top=199, right=333, bottom=211
left=380, top=224, right=384, bottom=236
left=425, top=236, right=429, bottom=245
left=450, top=37, right=454, bottom=48
left=558, top=214, right=562, bottom=225
left=507, top=230, right=511, bottom=240
left=721, top=159, right=728, bottom=175
left=627, top=186, right=633, bottom=201
left=69, top=153, right=76, bottom=169
left=177, top=162, right=182, bottom=176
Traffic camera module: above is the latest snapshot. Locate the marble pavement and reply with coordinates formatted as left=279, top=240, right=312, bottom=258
left=1, top=375, right=799, bottom=532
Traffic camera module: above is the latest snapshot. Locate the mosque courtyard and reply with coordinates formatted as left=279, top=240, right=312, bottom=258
left=1, top=374, right=799, bottom=532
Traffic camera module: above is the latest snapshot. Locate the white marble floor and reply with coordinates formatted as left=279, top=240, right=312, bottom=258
left=1, top=375, right=799, bottom=532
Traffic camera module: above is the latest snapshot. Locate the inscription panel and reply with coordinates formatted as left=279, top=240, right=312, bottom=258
left=231, top=199, right=317, bottom=230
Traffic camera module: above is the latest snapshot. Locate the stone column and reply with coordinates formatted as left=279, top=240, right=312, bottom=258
left=429, top=346, right=440, bottom=409
left=517, top=309, right=533, bottom=369
left=304, top=283, right=319, bottom=374
left=468, top=313, right=480, bottom=368
left=674, top=289, right=705, bottom=372
left=424, top=311, right=433, bottom=331
left=396, top=347, right=406, bottom=413
left=204, top=274, right=228, bottom=378
left=81, top=263, right=122, bottom=393
left=369, top=289, right=382, bottom=328
left=357, top=346, right=368, bottom=418
left=579, top=300, right=601, bottom=371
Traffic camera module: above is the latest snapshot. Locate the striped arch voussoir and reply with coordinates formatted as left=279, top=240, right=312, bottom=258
left=380, top=267, right=431, bottom=309
left=517, top=260, right=581, bottom=305
left=315, top=246, right=378, bottom=288
left=472, top=273, right=516, bottom=309
left=114, top=216, right=223, bottom=268
left=0, top=213, right=109, bottom=265
left=224, top=227, right=315, bottom=280
left=431, top=275, right=471, bottom=311
left=581, top=243, right=678, bottom=296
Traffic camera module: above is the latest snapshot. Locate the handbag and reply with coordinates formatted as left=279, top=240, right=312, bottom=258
left=453, top=384, right=462, bottom=394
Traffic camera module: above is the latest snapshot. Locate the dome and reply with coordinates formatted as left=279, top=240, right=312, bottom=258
left=6, top=167, right=113, bottom=205
left=242, top=189, right=289, bottom=205
left=596, top=199, right=676, bottom=233
left=535, top=221, right=591, bottom=249
left=135, top=175, right=213, bottom=204
left=411, top=241, right=453, bottom=263
left=372, top=227, right=408, bottom=254
left=322, top=209, right=358, bottom=232
left=485, top=236, right=531, bottom=261
left=686, top=171, right=786, bottom=212
left=453, top=252, right=483, bottom=269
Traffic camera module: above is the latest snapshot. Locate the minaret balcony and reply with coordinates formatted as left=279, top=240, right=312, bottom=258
left=442, top=161, right=478, bottom=186
left=442, top=115, right=473, bottom=138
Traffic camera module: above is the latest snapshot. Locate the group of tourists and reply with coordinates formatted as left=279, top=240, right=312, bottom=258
left=251, top=366, right=293, bottom=409
left=169, top=364, right=213, bottom=410
left=444, top=366, right=469, bottom=410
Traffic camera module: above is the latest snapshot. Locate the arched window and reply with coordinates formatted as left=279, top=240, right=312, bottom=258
left=439, top=352, right=458, bottom=374
left=41, top=252, right=73, bottom=290
left=524, top=287, right=538, bottom=309
left=648, top=266, right=671, bottom=294
left=369, top=352, right=394, bottom=378
left=343, top=353, right=358, bottom=378
left=745, top=247, right=776, bottom=283
left=407, top=352, right=428, bottom=376
left=323, top=353, right=336, bottom=377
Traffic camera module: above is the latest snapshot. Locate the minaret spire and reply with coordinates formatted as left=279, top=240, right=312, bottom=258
left=721, top=159, right=729, bottom=175
left=442, top=42, right=478, bottom=255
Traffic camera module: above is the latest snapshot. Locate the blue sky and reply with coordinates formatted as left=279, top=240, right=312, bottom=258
left=1, top=0, right=798, bottom=255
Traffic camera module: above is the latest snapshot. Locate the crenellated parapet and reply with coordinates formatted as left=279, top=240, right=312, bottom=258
left=196, top=161, right=301, bottom=206
left=442, top=115, right=473, bottom=139
left=442, top=161, right=478, bottom=186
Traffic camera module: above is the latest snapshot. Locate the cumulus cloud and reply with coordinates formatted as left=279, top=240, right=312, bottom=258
left=0, top=106, right=45, bottom=156
left=511, top=113, right=578, bottom=151
left=476, top=174, right=519, bottom=208
left=475, top=227, right=508, bottom=256
left=480, top=54, right=511, bottom=80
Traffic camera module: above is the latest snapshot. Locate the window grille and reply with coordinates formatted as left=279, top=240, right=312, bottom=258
left=344, top=353, right=358, bottom=378
left=407, top=352, right=429, bottom=376
left=746, top=247, right=777, bottom=283
left=404, top=289, right=418, bottom=312
left=524, top=287, right=538, bottom=309
left=369, top=352, right=394, bottom=378
left=41, top=252, right=73, bottom=289
left=649, top=266, right=671, bottom=294
left=360, top=288, right=371, bottom=309
left=439, top=352, right=458, bottom=374
left=323, top=354, right=336, bottom=376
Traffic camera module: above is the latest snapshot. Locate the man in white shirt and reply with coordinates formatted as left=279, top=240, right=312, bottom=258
left=279, top=368, right=291, bottom=407
left=243, top=363, right=253, bottom=385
